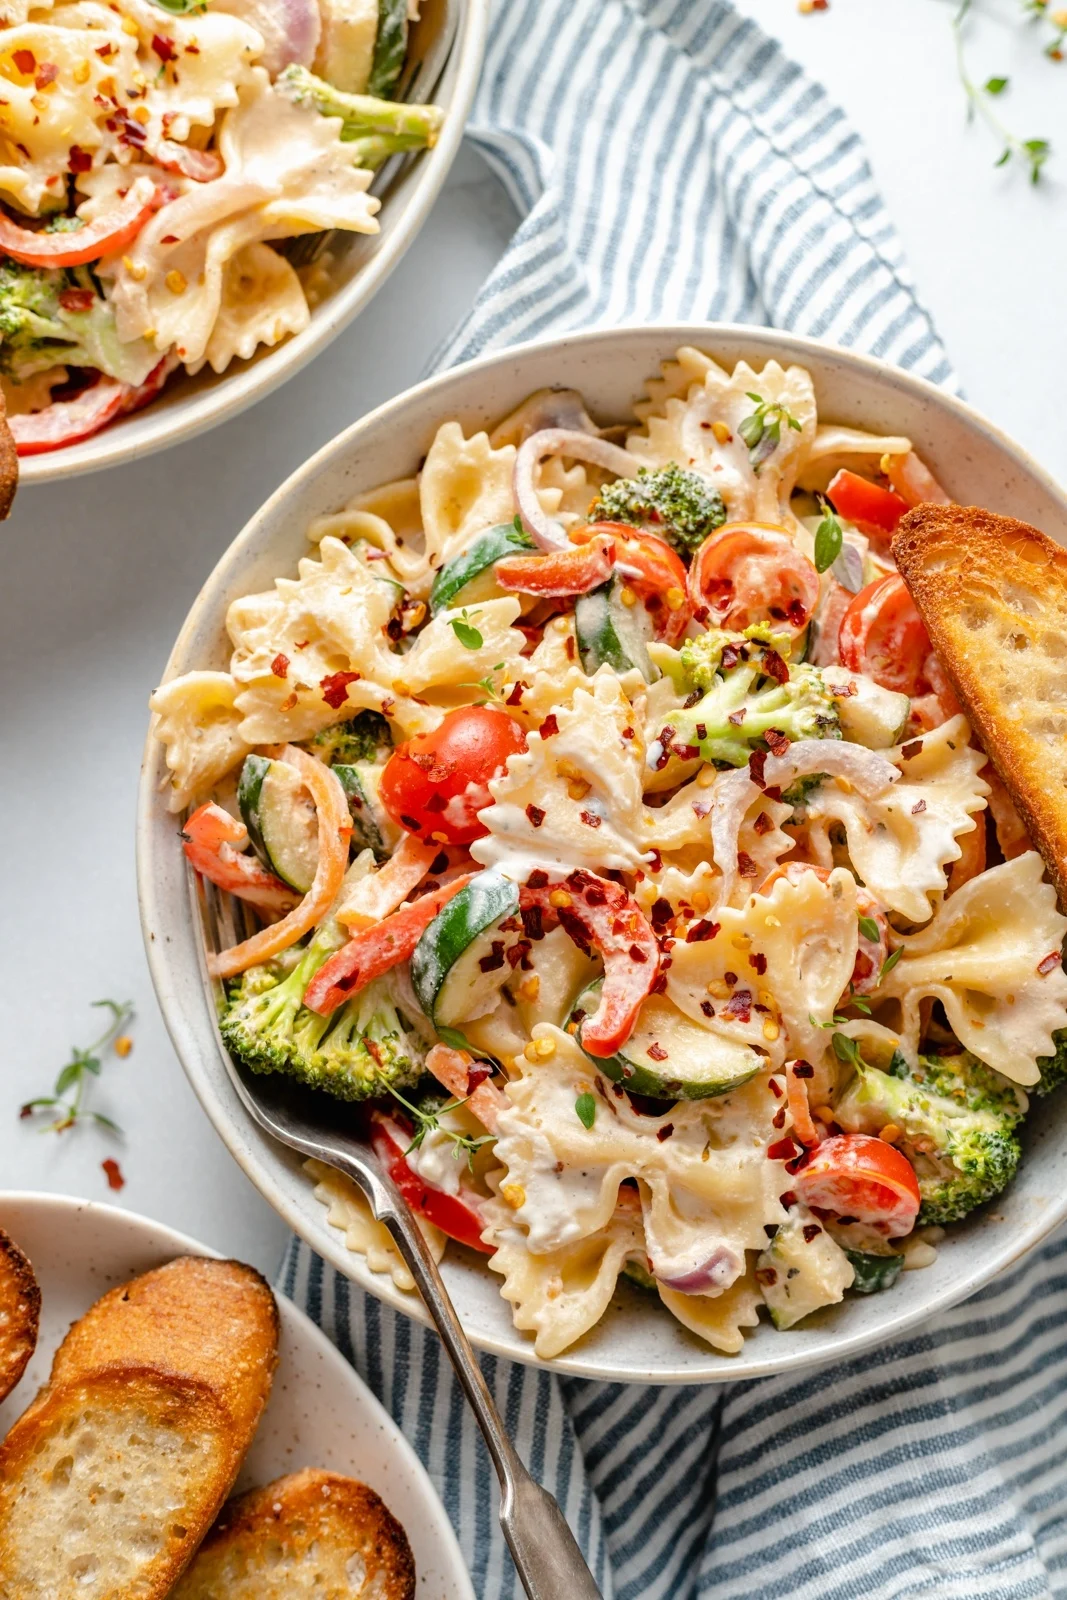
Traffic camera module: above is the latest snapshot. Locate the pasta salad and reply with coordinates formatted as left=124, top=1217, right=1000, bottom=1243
left=152, top=346, right=1067, bottom=1359
left=0, top=0, right=441, bottom=455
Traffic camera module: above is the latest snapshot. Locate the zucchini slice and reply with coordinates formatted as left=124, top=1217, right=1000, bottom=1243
left=334, top=760, right=402, bottom=860
left=429, top=522, right=534, bottom=615
left=757, top=1211, right=855, bottom=1329
left=238, top=754, right=319, bottom=893
left=574, top=577, right=655, bottom=680
left=411, top=870, right=521, bottom=1041
left=572, top=982, right=760, bottom=1100
left=845, top=1249, right=903, bottom=1295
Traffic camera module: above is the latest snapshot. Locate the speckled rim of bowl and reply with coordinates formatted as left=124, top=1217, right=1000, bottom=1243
left=138, top=322, right=1067, bottom=1385
left=17, top=0, right=488, bottom=486
left=0, top=1190, right=474, bottom=1598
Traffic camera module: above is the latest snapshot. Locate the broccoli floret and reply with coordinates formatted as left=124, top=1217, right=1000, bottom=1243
left=780, top=771, right=827, bottom=809
left=276, top=65, right=444, bottom=168
left=835, top=1050, right=1028, bottom=1225
left=590, top=463, right=726, bottom=555
left=659, top=625, right=840, bottom=768
left=1036, top=1027, right=1067, bottom=1096
left=221, top=929, right=424, bottom=1100
left=310, top=711, right=393, bottom=766
left=0, top=260, right=157, bottom=385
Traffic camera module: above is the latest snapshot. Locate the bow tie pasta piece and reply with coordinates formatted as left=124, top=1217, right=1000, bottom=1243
left=198, top=241, right=309, bottom=374
left=150, top=670, right=251, bottom=811
left=486, top=1192, right=647, bottom=1360
left=804, top=716, right=989, bottom=923
left=308, top=478, right=431, bottom=595
left=796, top=423, right=914, bottom=494
left=418, top=422, right=517, bottom=574
left=657, top=1267, right=763, bottom=1355
left=625, top=357, right=817, bottom=528
left=110, top=70, right=378, bottom=368
left=396, top=598, right=526, bottom=697
left=225, top=536, right=432, bottom=745
left=665, top=867, right=859, bottom=1074
left=0, top=17, right=137, bottom=213
left=307, top=1159, right=446, bottom=1294
left=472, top=674, right=652, bottom=878
left=491, top=1027, right=788, bottom=1293
left=879, top=851, right=1067, bottom=1086
left=504, top=616, right=600, bottom=728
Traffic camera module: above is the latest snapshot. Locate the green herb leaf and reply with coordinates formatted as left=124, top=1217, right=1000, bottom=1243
left=149, top=0, right=207, bottom=13
left=984, top=75, right=1008, bottom=94
left=831, top=1031, right=862, bottom=1067
left=575, top=1092, right=596, bottom=1129
left=858, top=915, right=881, bottom=943
left=21, top=1000, right=132, bottom=1138
left=1024, top=137, right=1051, bottom=182
left=880, top=946, right=903, bottom=981
left=450, top=618, right=483, bottom=650
left=813, top=508, right=844, bottom=574
left=738, top=413, right=764, bottom=450
left=513, top=514, right=525, bottom=535
left=376, top=1073, right=493, bottom=1170
left=995, top=147, right=1012, bottom=167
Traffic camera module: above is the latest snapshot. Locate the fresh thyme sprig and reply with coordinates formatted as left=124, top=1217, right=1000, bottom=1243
left=449, top=608, right=484, bottom=650
left=738, top=392, right=802, bottom=475
left=21, top=999, right=133, bottom=1135
left=376, top=1075, right=494, bottom=1170
left=953, top=0, right=1052, bottom=182
left=458, top=663, right=508, bottom=704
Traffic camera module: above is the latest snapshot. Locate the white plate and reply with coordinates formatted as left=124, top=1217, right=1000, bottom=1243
left=0, top=1191, right=473, bottom=1600
left=138, top=322, right=1067, bottom=1384
left=18, top=0, right=488, bottom=486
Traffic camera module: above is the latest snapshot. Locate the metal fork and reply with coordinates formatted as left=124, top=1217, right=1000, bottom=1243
left=286, top=0, right=460, bottom=269
left=196, top=878, right=601, bottom=1600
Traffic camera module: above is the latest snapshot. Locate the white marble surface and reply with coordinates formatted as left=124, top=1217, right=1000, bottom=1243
left=2, top=2, right=1065, bottom=1280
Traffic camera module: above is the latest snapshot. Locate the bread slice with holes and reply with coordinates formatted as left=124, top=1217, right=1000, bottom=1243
left=892, top=503, right=1067, bottom=902
left=0, top=1255, right=278, bottom=1600
left=171, top=1469, right=417, bottom=1599
left=0, top=1227, right=40, bottom=1402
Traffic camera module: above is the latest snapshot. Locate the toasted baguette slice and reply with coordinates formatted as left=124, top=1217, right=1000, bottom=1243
left=0, top=1227, right=40, bottom=1402
left=893, top=504, right=1067, bottom=903
left=171, top=1469, right=417, bottom=1599
left=0, top=1256, right=278, bottom=1600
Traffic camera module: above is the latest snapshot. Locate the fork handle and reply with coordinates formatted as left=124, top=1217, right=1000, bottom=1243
left=340, top=1158, right=601, bottom=1599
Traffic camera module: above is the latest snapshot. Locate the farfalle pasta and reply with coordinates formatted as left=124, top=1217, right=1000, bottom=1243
left=0, top=0, right=442, bottom=453
left=153, top=347, right=1067, bottom=1359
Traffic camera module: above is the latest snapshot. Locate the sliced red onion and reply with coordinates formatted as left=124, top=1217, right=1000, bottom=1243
left=214, top=0, right=320, bottom=73
left=654, top=1245, right=742, bottom=1295
left=513, top=427, right=640, bottom=553
left=711, top=739, right=899, bottom=901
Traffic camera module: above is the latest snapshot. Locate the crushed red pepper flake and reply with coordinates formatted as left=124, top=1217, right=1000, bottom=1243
left=320, top=670, right=361, bottom=708
left=749, top=951, right=767, bottom=975
left=686, top=919, right=720, bottom=943
left=764, top=727, right=790, bottom=756
left=579, top=810, right=602, bottom=828
left=656, top=1123, right=675, bottom=1142
left=539, top=713, right=559, bottom=738
left=102, top=1158, right=125, bottom=1191
left=767, top=1136, right=799, bottom=1162
left=737, top=851, right=758, bottom=878
left=270, top=652, right=289, bottom=679
left=901, top=740, right=923, bottom=760
left=753, top=811, right=773, bottom=836
left=525, top=803, right=546, bottom=828
left=1038, top=952, right=1062, bottom=976
left=647, top=1042, right=668, bottom=1061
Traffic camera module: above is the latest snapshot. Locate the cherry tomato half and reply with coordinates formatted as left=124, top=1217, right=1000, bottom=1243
left=688, top=523, right=820, bottom=640
left=379, top=706, right=527, bottom=846
left=573, top=521, right=692, bottom=645
left=794, top=1133, right=920, bottom=1238
left=838, top=573, right=932, bottom=697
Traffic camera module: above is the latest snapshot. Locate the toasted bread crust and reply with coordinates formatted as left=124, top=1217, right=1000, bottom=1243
left=0, top=387, right=18, bottom=521
left=51, top=1256, right=279, bottom=1441
left=0, top=1256, right=279, bottom=1599
left=892, top=504, right=1067, bottom=904
left=0, top=1227, right=40, bottom=1402
left=173, top=1469, right=417, bottom=1599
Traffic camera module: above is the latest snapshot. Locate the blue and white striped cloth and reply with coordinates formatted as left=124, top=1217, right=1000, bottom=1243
left=281, top=2, right=1067, bottom=1594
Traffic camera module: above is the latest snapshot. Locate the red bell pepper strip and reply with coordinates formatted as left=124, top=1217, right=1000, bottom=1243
left=0, top=183, right=168, bottom=268
left=10, top=356, right=174, bottom=457
left=495, top=531, right=616, bottom=597
left=304, top=874, right=475, bottom=1016
left=826, top=469, right=910, bottom=543
left=369, top=1109, right=493, bottom=1254
left=882, top=450, right=951, bottom=509
left=181, top=802, right=298, bottom=915
left=520, top=868, right=658, bottom=1056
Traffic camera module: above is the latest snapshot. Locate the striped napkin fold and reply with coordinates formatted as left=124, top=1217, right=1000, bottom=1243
left=282, top=2, right=1067, bottom=1595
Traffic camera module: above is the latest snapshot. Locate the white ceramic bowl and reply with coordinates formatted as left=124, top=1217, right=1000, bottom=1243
left=138, top=323, right=1067, bottom=1384
left=18, top=0, right=487, bottom=487
left=0, top=1191, right=473, bottom=1598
